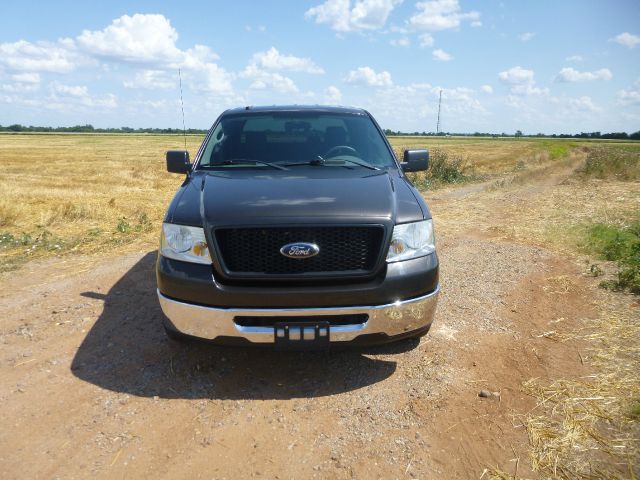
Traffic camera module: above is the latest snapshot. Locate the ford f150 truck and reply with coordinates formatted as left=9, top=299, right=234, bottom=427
left=157, top=105, right=439, bottom=348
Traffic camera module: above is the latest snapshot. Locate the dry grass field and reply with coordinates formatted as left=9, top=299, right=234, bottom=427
left=390, top=136, right=577, bottom=174
left=0, top=132, right=628, bottom=272
left=0, top=133, right=638, bottom=478
left=0, top=134, right=203, bottom=271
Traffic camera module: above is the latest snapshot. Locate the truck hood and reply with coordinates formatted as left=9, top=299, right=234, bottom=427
left=168, top=170, right=426, bottom=227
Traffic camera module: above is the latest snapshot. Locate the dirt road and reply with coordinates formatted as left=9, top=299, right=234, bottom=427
left=0, top=160, right=603, bottom=479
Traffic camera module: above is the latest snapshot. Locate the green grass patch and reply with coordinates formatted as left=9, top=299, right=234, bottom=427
left=0, top=230, right=68, bottom=252
left=0, top=230, right=78, bottom=272
left=406, top=149, right=471, bottom=190
left=116, top=217, right=131, bottom=233
left=585, top=220, right=640, bottom=294
left=578, top=146, right=640, bottom=181
left=116, top=212, right=152, bottom=234
left=538, top=140, right=575, bottom=160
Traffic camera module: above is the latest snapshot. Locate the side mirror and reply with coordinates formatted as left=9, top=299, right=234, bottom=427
left=166, top=151, right=191, bottom=174
left=401, top=149, right=429, bottom=172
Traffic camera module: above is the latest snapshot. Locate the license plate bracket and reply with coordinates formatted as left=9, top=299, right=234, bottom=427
left=274, top=321, right=330, bottom=349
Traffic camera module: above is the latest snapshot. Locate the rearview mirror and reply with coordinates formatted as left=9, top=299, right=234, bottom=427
left=166, top=150, right=191, bottom=174
left=401, top=149, right=429, bottom=172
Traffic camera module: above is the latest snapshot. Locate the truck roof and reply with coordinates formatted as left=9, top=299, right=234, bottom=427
left=222, top=105, right=367, bottom=116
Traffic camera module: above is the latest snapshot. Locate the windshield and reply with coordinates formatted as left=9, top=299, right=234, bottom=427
left=197, top=111, right=396, bottom=169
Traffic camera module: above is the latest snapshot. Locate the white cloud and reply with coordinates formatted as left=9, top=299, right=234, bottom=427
left=480, top=84, right=493, bottom=94
left=0, top=82, right=40, bottom=93
left=239, top=47, right=323, bottom=95
left=180, top=45, right=222, bottom=70
left=345, top=66, right=393, bottom=86
left=566, top=55, right=583, bottom=62
left=250, top=73, right=298, bottom=93
left=611, top=32, right=640, bottom=49
left=0, top=39, right=80, bottom=73
left=362, top=82, right=486, bottom=132
left=498, top=66, right=534, bottom=85
left=240, top=64, right=298, bottom=93
left=418, top=33, right=434, bottom=47
left=570, top=96, right=598, bottom=112
left=390, top=37, right=410, bottom=47
left=0, top=18, right=233, bottom=103
left=617, top=89, right=640, bottom=106
left=123, top=70, right=176, bottom=90
left=0, top=14, right=229, bottom=90
left=49, top=82, right=117, bottom=109
left=74, top=14, right=234, bottom=97
left=248, top=47, right=324, bottom=74
left=305, top=0, right=402, bottom=33
left=408, top=0, right=480, bottom=32
left=511, top=84, right=549, bottom=96
left=324, top=85, right=343, bottom=103
left=11, top=73, right=41, bottom=83
left=432, top=48, right=452, bottom=61
left=191, top=63, right=235, bottom=96
left=617, top=80, right=640, bottom=106
left=555, top=67, right=612, bottom=83
left=77, top=14, right=185, bottom=64
left=551, top=95, right=599, bottom=115
left=52, top=83, right=88, bottom=97
left=245, top=25, right=267, bottom=33
left=471, top=20, right=482, bottom=27
left=499, top=66, right=548, bottom=97
left=518, top=32, right=536, bottom=42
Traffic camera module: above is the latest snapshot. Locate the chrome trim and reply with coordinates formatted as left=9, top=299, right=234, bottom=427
left=157, top=286, right=439, bottom=343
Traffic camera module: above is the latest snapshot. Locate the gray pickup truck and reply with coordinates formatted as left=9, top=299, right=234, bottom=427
left=157, top=105, right=439, bottom=349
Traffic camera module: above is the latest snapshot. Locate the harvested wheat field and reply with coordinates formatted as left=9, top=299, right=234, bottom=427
left=1, top=134, right=638, bottom=479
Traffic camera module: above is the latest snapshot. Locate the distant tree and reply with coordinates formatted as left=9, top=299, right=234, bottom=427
left=515, top=130, right=523, bottom=138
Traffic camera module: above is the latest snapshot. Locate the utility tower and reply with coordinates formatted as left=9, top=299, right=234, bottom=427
left=436, top=89, right=442, bottom=134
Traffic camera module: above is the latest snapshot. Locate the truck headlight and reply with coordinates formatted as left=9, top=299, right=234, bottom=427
left=386, top=219, right=435, bottom=262
left=160, top=223, right=212, bottom=264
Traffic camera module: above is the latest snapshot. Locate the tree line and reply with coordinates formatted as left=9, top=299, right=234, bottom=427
left=383, top=129, right=640, bottom=140
left=0, top=123, right=638, bottom=139
left=0, top=124, right=208, bottom=134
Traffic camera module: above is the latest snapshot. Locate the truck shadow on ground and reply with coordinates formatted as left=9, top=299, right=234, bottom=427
left=71, top=252, right=420, bottom=400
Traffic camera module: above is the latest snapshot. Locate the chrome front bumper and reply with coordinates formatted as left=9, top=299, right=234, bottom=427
left=157, top=286, right=439, bottom=344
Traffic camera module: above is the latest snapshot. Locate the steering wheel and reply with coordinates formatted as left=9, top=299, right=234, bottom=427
left=324, top=145, right=359, bottom=158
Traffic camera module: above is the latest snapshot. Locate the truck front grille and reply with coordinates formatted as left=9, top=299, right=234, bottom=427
left=214, top=226, right=384, bottom=277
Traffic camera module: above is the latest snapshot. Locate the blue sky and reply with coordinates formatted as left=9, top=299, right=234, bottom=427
left=1, top=0, right=639, bottom=133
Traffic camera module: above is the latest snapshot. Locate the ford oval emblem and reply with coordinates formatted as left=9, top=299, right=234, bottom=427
left=280, top=242, right=320, bottom=259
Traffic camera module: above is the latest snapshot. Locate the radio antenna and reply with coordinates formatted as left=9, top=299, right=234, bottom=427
left=178, top=68, right=187, bottom=150
left=436, top=89, right=442, bottom=134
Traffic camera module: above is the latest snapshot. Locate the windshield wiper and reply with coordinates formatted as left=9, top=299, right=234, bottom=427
left=284, top=157, right=326, bottom=168
left=330, top=157, right=380, bottom=170
left=285, top=157, right=380, bottom=171
left=202, top=159, right=288, bottom=171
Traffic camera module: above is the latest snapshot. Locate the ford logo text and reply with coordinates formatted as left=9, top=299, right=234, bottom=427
left=280, top=242, right=320, bottom=259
